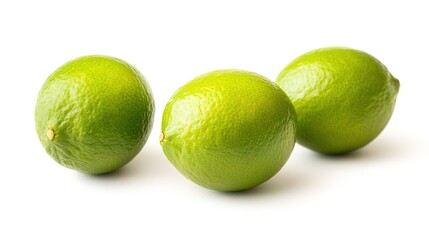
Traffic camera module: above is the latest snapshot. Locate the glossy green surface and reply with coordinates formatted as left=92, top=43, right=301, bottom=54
left=161, top=70, right=297, bottom=191
left=35, top=56, right=155, bottom=174
left=277, top=47, right=399, bottom=154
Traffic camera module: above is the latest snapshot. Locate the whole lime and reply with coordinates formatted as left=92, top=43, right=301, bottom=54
left=35, top=55, right=155, bottom=174
left=276, top=47, right=399, bottom=154
left=160, top=70, right=297, bottom=191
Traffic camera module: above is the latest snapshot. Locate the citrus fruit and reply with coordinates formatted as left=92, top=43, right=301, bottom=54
left=160, top=69, right=297, bottom=191
left=276, top=47, right=400, bottom=154
left=35, top=55, right=155, bottom=174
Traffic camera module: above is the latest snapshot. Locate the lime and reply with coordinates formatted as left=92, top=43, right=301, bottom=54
left=35, top=55, right=155, bottom=174
left=276, top=47, right=400, bottom=154
left=160, top=70, right=297, bottom=191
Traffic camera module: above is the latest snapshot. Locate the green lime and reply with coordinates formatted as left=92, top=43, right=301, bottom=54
left=35, top=55, right=155, bottom=174
left=276, top=47, right=399, bottom=154
left=160, top=70, right=297, bottom=191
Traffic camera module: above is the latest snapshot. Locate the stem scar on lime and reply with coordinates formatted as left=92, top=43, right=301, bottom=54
left=159, top=132, right=165, bottom=142
left=47, top=129, right=55, bottom=141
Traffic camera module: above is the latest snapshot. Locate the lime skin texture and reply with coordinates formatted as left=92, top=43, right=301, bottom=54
left=161, top=69, right=297, bottom=191
left=276, top=47, right=399, bottom=154
left=35, top=55, right=155, bottom=174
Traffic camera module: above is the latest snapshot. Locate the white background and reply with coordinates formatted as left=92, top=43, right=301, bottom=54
left=1, top=0, right=428, bottom=239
